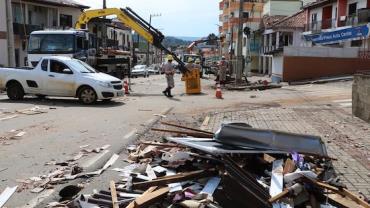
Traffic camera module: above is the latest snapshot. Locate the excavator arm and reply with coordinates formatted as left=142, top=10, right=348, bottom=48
left=75, top=8, right=187, bottom=73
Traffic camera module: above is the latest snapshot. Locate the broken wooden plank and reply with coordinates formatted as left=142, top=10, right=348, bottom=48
left=328, top=193, right=364, bottom=208
left=133, top=170, right=215, bottom=189
left=283, top=158, right=296, bottom=174
left=151, top=128, right=212, bottom=138
left=126, top=186, right=157, bottom=208
left=263, top=154, right=276, bottom=163
left=161, top=121, right=214, bottom=135
left=200, top=116, right=210, bottom=130
left=110, top=181, right=119, bottom=208
left=134, top=187, right=170, bottom=207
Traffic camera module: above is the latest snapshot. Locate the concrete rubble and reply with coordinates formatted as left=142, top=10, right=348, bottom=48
left=44, top=122, right=370, bottom=208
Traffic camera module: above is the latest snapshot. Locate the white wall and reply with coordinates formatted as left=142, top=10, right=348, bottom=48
left=284, top=46, right=359, bottom=57
left=272, top=55, right=283, bottom=76
left=0, top=0, right=8, bottom=66
left=263, top=1, right=302, bottom=16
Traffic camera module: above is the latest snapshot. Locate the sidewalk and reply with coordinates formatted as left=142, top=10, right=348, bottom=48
left=202, top=103, right=370, bottom=197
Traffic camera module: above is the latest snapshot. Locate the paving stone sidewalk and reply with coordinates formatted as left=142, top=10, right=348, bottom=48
left=203, top=104, right=370, bottom=197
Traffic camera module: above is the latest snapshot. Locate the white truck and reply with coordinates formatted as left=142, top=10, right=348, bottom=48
left=0, top=56, right=124, bottom=104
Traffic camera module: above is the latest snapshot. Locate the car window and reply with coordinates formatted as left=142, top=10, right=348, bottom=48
left=41, top=59, right=48, bottom=71
left=50, top=60, right=72, bottom=74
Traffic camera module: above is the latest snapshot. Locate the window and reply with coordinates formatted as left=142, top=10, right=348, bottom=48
left=351, top=39, right=362, bottom=47
left=28, top=34, right=75, bottom=54
left=60, top=14, right=72, bottom=27
left=41, top=59, right=48, bottom=71
left=348, top=3, right=357, bottom=16
left=48, top=8, right=58, bottom=27
left=311, top=13, right=317, bottom=22
left=243, top=12, right=249, bottom=19
left=12, top=3, right=25, bottom=24
left=50, top=60, right=70, bottom=74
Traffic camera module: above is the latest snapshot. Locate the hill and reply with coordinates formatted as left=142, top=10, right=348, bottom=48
left=162, top=36, right=191, bottom=48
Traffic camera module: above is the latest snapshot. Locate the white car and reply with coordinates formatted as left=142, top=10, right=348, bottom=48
left=148, top=64, right=161, bottom=74
left=0, top=56, right=124, bottom=104
left=131, top=65, right=149, bottom=78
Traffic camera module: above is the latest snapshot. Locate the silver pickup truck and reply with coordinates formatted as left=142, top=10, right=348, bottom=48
left=0, top=56, right=124, bottom=104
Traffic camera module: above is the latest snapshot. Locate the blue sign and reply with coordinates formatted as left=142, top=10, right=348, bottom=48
left=304, top=24, right=370, bottom=44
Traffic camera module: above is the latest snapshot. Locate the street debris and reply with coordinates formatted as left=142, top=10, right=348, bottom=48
left=0, top=106, right=50, bottom=122
left=0, top=186, right=18, bottom=207
left=46, top=121, right=370, bottom=208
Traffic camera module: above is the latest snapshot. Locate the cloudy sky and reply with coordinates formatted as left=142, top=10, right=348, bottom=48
left=75, top=0, right=219, bottom=37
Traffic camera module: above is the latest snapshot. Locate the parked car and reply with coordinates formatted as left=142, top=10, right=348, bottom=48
left=131, top=65, right=149, bottom=78
left=0, top=56, right=124, bottom=104
left=148, top=64, right=161, bottom=74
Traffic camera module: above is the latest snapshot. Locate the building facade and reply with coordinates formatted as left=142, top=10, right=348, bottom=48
left=281, top=0, right=370, bottom=81
left=0, top=0, right=88, bottom=67
left=219, top=0, right=264, bottom=72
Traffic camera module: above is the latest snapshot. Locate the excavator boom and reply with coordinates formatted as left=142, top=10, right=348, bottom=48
left=75, top=8, right=187, bottom=73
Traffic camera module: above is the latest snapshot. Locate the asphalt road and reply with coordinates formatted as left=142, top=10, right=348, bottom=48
left=0, top=74, right=352, bottom=207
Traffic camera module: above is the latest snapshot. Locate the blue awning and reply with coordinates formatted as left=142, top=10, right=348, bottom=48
left=304, top=24, right=370, bottom=44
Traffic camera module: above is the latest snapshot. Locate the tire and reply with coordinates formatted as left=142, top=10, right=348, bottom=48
left=36, top=94, right=46, bottom=99
left=78, top=86, right=97, bottom=104
left=102, top=99, right=112, bottom=103
left=7, top=82, right=24, bottom=100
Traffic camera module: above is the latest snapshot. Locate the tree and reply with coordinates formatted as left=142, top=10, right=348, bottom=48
left=207, top=33, right=218, bottom=45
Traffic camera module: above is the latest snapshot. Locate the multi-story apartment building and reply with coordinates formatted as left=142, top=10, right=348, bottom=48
left=219, top=0, right=264, bottom=71
left=0, top=0, right=88, bottom=67
left=219, top=0, right=303, bottom=72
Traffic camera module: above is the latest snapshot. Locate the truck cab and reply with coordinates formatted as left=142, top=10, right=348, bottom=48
left=27, top=30, right=96, bottom=67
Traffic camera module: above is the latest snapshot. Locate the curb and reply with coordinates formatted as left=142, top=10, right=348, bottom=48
left=23, top=106, right=173, bottom=208
left=83, top=106, right=173, bottom=172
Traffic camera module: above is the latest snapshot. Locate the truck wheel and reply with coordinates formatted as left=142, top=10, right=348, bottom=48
left=7, top=82, right=24, bottom=100
left=79, top=86, right=97, bottom=104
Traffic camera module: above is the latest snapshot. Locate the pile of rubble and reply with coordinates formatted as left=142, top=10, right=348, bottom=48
left=52, top=122, right=369, bottom=208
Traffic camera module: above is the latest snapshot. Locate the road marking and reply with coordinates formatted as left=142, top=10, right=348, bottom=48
left=123, top=129, right=137, bottom=139
left=333, top=99, right=352, bottom=103
left=81, top=150, right=110, bottom=169
left=21, top=189, right=54, bottom=208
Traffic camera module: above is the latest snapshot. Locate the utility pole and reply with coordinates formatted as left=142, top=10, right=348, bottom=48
left=146, top=14, right=161, bottom=66
left=236, top=0, right=244, bottom=84
left=5, top=0, right=15, bottom=67
left=103, top=0, right=106, bottom=9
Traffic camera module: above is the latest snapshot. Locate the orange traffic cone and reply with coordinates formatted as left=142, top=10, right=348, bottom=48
left=124, top=80, right=129, bottom=95
left=215, top=84, right=223, bottom=99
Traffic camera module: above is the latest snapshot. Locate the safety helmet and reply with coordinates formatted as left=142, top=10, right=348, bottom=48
left=167, top=55, right=174, bottom=61
left=222, top=56, right=226, bottom=60
left=187, top=57, right=194, bottom=63
left=195, top=58, right=201, bottom=64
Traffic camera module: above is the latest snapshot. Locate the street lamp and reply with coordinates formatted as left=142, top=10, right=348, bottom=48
left=146, top=13, right=161, bottom=66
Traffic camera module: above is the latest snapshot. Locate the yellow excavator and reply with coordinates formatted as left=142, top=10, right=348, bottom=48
left=75, top=7, right=201, bottom=94
left=75, top=8, right=187, bottom=73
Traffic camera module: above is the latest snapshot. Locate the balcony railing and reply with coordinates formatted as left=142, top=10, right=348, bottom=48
left=260, top=44, right=284, bottom=54
left=304, top=19, right=337, bottom=33
left=340, top=9, right=370, bottom=27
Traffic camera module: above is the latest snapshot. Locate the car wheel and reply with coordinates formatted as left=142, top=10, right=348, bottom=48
left=79, top=86, right=97, bottom=104
left=102, top=99, right=112, bottom=103
left=7, top=82, right=24, bottom=100
left=36, top=94, right=46, bottom=99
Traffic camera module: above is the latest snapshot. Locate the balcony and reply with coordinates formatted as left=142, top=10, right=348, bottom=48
left=304, top=19, right=337, bottom=33
left=13, top=23, right=43, bottom=38
left=260, top=44, right=284, bottom=54
left=342, top=9, right=370, bottom=27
